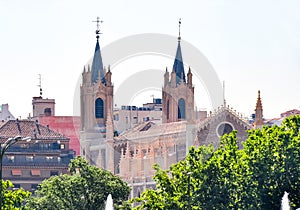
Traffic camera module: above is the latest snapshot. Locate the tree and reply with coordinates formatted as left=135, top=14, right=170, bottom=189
left=243, top=116, right=300, bottom=208
left=25, top=156, right=130, bottom=210
left=133, top=115, right=300, bottom=209
left=1, top=180, right=30, bottom=210
left=133, top=145, right=214, bottom=209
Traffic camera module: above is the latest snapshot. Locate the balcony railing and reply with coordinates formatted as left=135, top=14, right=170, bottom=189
left=2, top=158, right=72, bottom=167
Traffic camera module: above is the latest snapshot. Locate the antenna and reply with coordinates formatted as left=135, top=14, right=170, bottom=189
left=37, top=74, right=42, bottom=97
left=92, top=17, right=103, bottom=40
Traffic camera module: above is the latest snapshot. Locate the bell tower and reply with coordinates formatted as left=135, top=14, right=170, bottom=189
left=80, top=17, right=114, bottom=172
left=162, top=19, right=195, bottom=123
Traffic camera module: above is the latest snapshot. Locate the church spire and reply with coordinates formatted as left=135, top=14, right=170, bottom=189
left=173, top=18, right=185, bottom=85
left=254, top=90, right=263, bottom=129
left=91, top=17, right=106, bottom=84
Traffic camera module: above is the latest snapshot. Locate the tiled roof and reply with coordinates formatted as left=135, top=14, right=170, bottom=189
left=0, top=120, right=68, bottom=140
left=280, top=109, right=300, bottom=117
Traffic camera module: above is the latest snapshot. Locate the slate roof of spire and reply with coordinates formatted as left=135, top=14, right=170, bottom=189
left=91, top=40, right=106, bottom=84
left=0, top=120, right=68, bottom=140
left=173, top=39, right=186, bottom=85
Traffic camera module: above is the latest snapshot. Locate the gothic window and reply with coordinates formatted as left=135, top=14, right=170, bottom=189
left=166, top=100, right=170, bottom=120
left=178, top=98, right=186, bottom=119
left=217, top=122, right=234, bottom=137
left=95, top=98, right=104, bottom=118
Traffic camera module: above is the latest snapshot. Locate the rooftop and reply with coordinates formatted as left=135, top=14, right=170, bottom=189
left=0, top=120, right=68, bottom=140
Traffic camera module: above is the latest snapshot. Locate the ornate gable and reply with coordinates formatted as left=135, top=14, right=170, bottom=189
left=195, top=105, right=252, bottom=148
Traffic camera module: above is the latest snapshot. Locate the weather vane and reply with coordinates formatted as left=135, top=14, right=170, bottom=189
left=93, top=17, right=103, bottom=40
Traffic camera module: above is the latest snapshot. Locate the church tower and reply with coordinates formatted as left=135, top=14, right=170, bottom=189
left=254, top=90, right=263, bottom=129
left=162, top=20, right=195, bottom=123
left=80, top=18, right=114, bottom=172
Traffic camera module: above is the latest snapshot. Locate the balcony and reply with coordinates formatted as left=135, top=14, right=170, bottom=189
left=2, top=156, right=73, bottom=167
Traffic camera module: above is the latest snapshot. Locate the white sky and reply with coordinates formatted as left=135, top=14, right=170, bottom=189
left=0, top=0, right=299, bottom=119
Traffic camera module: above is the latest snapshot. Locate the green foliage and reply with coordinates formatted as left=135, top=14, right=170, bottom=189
left=25, top=156, right=130, bottom=210
left=243, top=116, right=300, bottom=208
left=1, top=180, right=30, bottom=210
left=133, top=115, right=300, bottom=209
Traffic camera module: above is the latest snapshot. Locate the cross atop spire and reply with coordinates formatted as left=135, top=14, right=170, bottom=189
left=178, top=18, right=182, bottom=41
left=91, top=17, right=105, bottom=84
left=173, top=18, right=185, bottom=85
left=93, top=17, right=103, bottom=40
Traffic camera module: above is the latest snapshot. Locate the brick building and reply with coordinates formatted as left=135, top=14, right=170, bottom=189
left=0, top=119, right=75, bottom=192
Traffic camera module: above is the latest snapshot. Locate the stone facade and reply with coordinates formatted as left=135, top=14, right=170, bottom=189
left=195, top=105, right=252, bottom=149
left=115, top=121, right=190, bottom=197
left=32, top=96, right=55, bottom=118
left=162, top=38, right=195, bottom=124
left=80, top=37, right=114, bottom=172
left=80, top=27, right=252, bottom=197
left=253, top=90, right=263, bottom=129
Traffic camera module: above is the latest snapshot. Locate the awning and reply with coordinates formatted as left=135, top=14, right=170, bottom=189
left=31, top=169, right=41, bottom=176
left=11, top=169, right=22, bottom=176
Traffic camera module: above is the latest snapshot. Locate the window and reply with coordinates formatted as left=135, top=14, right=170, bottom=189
left=43, top=143, right=51, bottom=150
left=26, top=156, right=34, bottom=161
left=95, top=98, right=104, bottom=118
left=217, top=123, right=234, bottom=137
left=20, top=144, right=29, bottom=149
left=178, top=98, right=186, bottom=119
left=50, top=171, right=59, bottom=176
left=143, top=117, right=149, bottom=122
left=166, top=100, right=170, bottom=120
left=13, top=184, right=20, bottom=190
left=8, top=155, right=15, bottom=163
left=60, top=144, right=65, bottom=150
left=46, top=156, right=54, bottom=161
left=31, top=184, right=38, bottom=191
left=44, top=108, right=52, bottom=116
left=53, top=142, right=60, bottom=150
left=114, top=114, right=119, bottom=121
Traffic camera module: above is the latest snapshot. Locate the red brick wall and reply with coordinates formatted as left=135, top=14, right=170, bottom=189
left=38, top=116, right=80, bottom=156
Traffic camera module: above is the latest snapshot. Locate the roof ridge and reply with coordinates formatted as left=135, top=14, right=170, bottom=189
left=0, top=120, right=68, bottom=140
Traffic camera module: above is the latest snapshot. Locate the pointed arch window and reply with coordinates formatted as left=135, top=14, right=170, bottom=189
left=178, top=98, right=185, bottom=119
left=95, top=98, right=104, bottom=118
left=166, top=100, right=170, bottom=120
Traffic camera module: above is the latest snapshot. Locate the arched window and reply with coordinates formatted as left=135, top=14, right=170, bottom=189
left=95, top=98, right=104, bottom=118
left=166, top=100, right=170, bottom=120
left=178, top=98, right=185, bottom=119
left=44, top=108, right=52, bottom=116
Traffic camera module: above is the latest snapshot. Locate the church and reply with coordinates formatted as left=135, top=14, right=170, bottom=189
left=80, top=20, right=263, bottom=197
